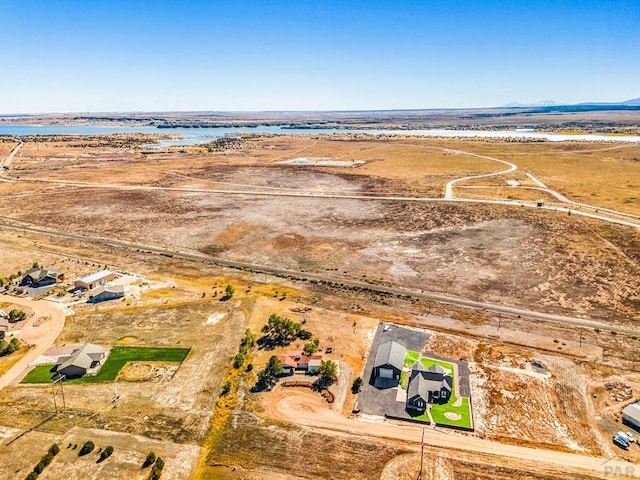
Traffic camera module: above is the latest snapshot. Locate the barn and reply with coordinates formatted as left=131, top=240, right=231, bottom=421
left=74, top=270, right=115, bottom=290
left=622, top=403, right=640, bottom=432
left=88, top=285, right=124, bottom=303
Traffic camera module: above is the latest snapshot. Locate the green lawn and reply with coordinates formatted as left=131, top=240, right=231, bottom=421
left=21, top=364, right=57, bottom=383
left=429, top=397, right=472, bottom=429
left=21, top=347, right=191, bottom=384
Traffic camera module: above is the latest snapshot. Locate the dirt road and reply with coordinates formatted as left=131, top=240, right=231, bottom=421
left=271, top=390, right=638, bottom=478
left=1, top=142, right=22, bottom=170
left=0, top=295, right=66, bottom=390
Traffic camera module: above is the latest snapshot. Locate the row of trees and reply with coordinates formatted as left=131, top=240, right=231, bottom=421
left=25, top=444, right=59, bottom=480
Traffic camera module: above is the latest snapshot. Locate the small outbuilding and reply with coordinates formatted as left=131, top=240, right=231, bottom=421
left=74, top=270, right=114, bottom=290
left=88, top=285, right=124, bottom=303
left=373, top=340, right=406, bottom=387
left=56, top=344, right=106, bottom=378
left=622, top=403, right=640, bottom=431
left=20, top=267, right=64, bottom=288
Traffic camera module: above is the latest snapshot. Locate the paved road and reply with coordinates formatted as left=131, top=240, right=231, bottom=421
left=1, top=216, right=639, bottom=336
left=0, top=295, right=66, bottom=390
left=272, top=391, right=638, bottom=478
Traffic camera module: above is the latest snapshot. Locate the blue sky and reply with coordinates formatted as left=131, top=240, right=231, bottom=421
left=1, top=0, right=638, bottom=112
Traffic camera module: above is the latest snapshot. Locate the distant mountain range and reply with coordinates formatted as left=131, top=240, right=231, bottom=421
left=502, top=98, right=640, bottom=111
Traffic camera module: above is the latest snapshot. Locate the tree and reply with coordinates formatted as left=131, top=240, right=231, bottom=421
left=256, top=356, right=283, bottom=389
left=221, top=284, right=235, bottom=301
left=221, top=379, right=233, bottom=395
left=317, top=360, right=338, bottom=385
left=99, top=445, right=114, bottom=462
left=351, top=376, right=363, bottom=394
left=143, top=451, right=157, bottom=468
left=79, top=440, right=95, bottom=456
left=261, top=313, right=311, bottom=346
left=32, top=261, right=40, bottom=268
left=8, top=309, right=26, bottom=323
left=233, top=352, right=245, bottom=369
left=0, top=276, right=7, bottom=286
left=303, top=337, right=320, bottom=355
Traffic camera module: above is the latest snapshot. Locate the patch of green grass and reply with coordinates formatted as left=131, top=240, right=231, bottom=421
left=21, top=364, right=57, bottom=383
left=20, top=347, right=191, bottom=384
left=430, top=397, right=472, bottom=429
left=419, top=357, right=454, bottom=376
left=70, top=346, right=190, bottom=383
left=403, top=350, right=419, bottom=368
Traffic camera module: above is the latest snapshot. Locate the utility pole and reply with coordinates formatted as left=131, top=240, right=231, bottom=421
left=417, top=428, right=425, bottom=480
left=50, top=376, right=66, bottom=413
left=579, top=330, right=583, bottom=348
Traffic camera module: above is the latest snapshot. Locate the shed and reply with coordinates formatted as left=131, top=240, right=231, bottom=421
left=622, top=403, right=640, bottom=431
left=75, top=270, right=114, bottom=290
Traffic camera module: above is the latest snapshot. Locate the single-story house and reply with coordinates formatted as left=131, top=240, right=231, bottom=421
left=406, top=363, right=453, bottom=411
left=55, top=344, right=106, bottom=378
left=88, top=285, right=124, bottom=303
left=20, top=267, right=64, bottom=288
left=373, top=340, right=406, bottom=386
left=74, top=270, right=114, bottom=290
left=276, top=351, right=324, bottom=375
left=622, top=403, right=640, bottom=431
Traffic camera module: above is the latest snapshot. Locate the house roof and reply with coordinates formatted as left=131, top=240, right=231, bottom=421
left=374, top=341, right=406, bottom=371
left=277, top=351, right=323, bottom=369
left=57, top=344, right=104, bottom=372
left=77, top=270, right=113, bottom=284
left=407, top=373, right=451, bottom=402
left=623, top=403, right=640, bottom=423
left=23, top=267, right=60, bottom=282
left=91, top=285, right=124, bottom=296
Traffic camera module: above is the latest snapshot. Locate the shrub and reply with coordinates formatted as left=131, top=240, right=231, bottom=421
left=351, top=376, right=363, bottom=393
left=25, top=473, right=38, bottom=480
left=143, top=451, right=156, bottom=468
left=221, top=379, right=233, bottom=395
left=79, top=440, right=95, bottom=456
left=99, top=446, right=114, bottom=461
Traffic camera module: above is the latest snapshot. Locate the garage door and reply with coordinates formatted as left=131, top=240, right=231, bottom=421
left=379, top=368, right=394, bottom=379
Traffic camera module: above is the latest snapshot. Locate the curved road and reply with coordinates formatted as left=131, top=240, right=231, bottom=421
left=272, top=391, right=638, bottom=478
left=0, top=295, right=66, bottom=390
left=444, top=150, right=518, bottom=200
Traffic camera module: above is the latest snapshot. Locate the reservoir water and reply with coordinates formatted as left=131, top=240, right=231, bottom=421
left=0, top=124, right=639, bottom=145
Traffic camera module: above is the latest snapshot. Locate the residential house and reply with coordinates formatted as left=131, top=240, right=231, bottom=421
left=88, top=285, right=124, bottom=303
left=20, top=267, right=64, bottom=288
left=372, top=340, right=406, bottom=386
left=56, top=344, right=106, bottom=378
left=74, top=270, right=115, bottom=290
left=406, top=363, right=453, bottom=411
left=276, top=351, right=324, bottom=375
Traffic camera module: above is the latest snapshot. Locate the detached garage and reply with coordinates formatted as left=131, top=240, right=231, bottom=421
left=373, top=340, right=406, bottom=387
left=622, top=403, right=640, bottom=431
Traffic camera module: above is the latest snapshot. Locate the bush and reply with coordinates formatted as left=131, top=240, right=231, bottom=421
left=79, top=440, right=95, bottom=456
left=221, top=379, right=233, bottom=395
left=99, top=445, right=114, bottom=461
left=48, top=444, right=60, bottom=456
left=233, top=352, right=245, bottom=369
left=25, top=473, right=38, bottom=480
left=148, top=457, right=165, bottom=479
left=351, top=376, right=363, bottom=393
left=143, top=451, right=156, bottom=468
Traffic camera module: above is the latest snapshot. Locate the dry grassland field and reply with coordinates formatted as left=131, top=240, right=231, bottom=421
left=1, top=131, right=640, bottom=480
